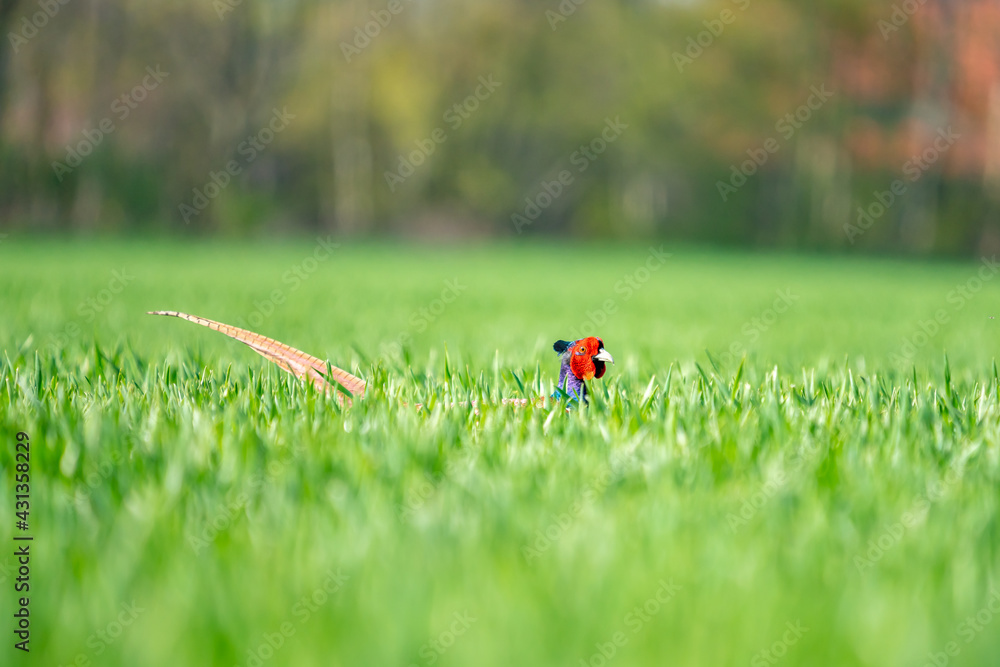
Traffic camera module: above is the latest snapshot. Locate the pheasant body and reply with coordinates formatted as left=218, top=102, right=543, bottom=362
left=148, top=311, right=612, bottom=407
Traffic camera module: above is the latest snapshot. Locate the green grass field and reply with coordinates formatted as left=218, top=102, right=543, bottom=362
left=3, top=240, right=1000, bottom=667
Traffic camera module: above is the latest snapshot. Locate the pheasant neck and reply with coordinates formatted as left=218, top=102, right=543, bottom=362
left=556, top=363, right=588, bottom=403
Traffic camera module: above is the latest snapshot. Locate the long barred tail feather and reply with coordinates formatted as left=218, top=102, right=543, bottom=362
left=148, top=311, right=564, bottom=411
left=148, top=311, right=367, bottom=406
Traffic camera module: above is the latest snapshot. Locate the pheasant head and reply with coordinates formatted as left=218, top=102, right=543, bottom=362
left=552, top=337, right=614, bottom=403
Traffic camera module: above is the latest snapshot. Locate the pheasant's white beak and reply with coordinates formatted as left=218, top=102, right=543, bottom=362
left=593, top=348, right=614, bottom=364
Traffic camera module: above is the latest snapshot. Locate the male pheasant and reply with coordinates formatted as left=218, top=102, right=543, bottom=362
left=147, top=311, right=613, bottom=407
left=552, top=338, right=614, bottom=404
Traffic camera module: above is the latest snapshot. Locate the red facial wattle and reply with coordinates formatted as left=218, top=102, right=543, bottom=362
left=568, top=337, right=612, bottom=381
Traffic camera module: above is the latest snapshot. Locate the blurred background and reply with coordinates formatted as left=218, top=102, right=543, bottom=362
left=2, top=0, right=998, bottom=254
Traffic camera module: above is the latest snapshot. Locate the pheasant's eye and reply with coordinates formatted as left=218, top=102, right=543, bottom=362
left=576, top=347, right=586, bottom=355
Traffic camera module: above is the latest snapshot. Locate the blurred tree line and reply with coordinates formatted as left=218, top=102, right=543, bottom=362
left=1, top=0, right=998, bottom=254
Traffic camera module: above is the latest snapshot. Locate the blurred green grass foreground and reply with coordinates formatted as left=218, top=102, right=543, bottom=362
left=2, top=240, right=1000, bottom=666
